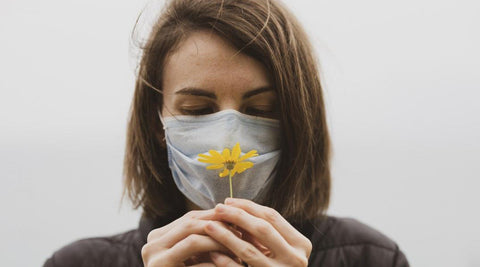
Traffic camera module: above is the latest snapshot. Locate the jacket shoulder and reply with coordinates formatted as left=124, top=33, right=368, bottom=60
left=308, top=216, right=409, bottom=267
left=322, top=216, right=398, bottom=249
left=42, top=229, right=144, bottom=267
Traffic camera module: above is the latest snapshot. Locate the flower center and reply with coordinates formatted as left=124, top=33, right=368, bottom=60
left=225, top=160, right=236, bottom=170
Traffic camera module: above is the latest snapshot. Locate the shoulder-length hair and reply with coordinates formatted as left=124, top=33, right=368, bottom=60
left=122, top=0, right=331, bottom=223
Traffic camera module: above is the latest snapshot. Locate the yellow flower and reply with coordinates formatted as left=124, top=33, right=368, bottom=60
left=197, top=142, right=258, bottom=178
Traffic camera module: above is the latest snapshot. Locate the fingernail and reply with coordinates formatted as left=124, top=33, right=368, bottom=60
left=225, top=198, right=234, bottom=204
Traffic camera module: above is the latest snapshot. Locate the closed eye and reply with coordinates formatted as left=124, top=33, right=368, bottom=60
left=244, top=106, right=278, bottom=118
left=179, top=107, right=215, bottom=115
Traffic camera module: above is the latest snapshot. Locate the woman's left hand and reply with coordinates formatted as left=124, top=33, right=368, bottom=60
left=204, top=198, right=312, bottom=267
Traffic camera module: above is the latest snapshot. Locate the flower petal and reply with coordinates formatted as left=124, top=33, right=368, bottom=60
left=238, top=150, right=259, bottom=162
left=231, top=143, right=241, bottom=161
left=209, top=149, right=225, bottom=159
left=198, top=156, right=219, bottom=164
left=198, top=150, right=225, bottom=164
left=198, top=153, right=211, bottom=159
left=206, top=164, right=225, bottom=170
left=235, top=161, right=254, bottom=173
left=219, top=168, right=229, bottom=178
left=222, top=148, right=231, bottom=161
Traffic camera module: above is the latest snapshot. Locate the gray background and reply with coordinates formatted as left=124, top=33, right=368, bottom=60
left=1, top=0, right=479, bottom=266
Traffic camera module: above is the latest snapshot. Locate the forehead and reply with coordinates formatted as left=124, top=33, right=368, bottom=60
left=162, top=30, right=271, bottom=94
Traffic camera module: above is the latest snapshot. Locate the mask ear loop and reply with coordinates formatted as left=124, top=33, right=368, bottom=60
left=157, top=109, right=167, bottom=142
left=158, top=109, right=166, bottom=129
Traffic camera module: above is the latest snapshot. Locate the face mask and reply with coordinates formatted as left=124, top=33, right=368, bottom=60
left=159, top=109, right=281, bottom=209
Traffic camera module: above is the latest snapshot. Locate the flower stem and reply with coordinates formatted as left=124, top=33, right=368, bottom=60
left=229, top=172, right=233, bottom=198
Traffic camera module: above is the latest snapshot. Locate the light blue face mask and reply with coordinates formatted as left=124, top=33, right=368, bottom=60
left=159, top=109, right=282, bottom=209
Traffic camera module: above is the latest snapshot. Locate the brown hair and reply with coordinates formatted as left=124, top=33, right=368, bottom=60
left=122, top=0, right=331, bottom=223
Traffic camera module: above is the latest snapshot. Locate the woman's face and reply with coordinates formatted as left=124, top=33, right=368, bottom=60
left=161, top=30, right=278, bottom=119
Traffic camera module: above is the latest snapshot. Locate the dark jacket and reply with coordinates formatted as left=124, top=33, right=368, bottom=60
left=43, top=214, right=409, bottom=266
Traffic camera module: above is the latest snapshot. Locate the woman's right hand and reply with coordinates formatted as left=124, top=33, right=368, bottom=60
left=141, top=209, right=238, bottom=267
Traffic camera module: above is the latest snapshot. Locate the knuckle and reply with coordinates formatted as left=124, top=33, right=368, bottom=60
left=141, top=243, right=150, bottom=259
left=185, top=210, right=201, bottom=219
left=183, top=234, right=202, bottom=249
left=185, top=210, right=196, bottom=219
left=304, top=238, right=313, bottom=255
left=232, top=207, right=244, bottom=218
left=146, top=228, right=160, bottom=243
left=211, top=253, right=229, bottom=266
left=239, top=245, right=259, bottom=262
left=146, top=232, right=153, bottom=243
left=264, top=207, right=280, bottom=223
left=255, top=221, right=272, bottom=236
left=141, top=244, right=167, bottom=267
left=182, top=219, right=196, bottom=229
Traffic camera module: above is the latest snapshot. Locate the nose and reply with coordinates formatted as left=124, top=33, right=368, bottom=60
left=217, top=97, right=241, bottom=112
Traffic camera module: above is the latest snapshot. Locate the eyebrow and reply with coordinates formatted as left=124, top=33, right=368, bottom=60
left=175, top=87, right=217, bottom=99
left=174, top=86, right=273, bottom=100
left=242, top=86, right=273, bottom=99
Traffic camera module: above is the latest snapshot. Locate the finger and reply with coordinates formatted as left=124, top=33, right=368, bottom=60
left=210, top=252, right=243, bottom=267
left=204, top=221, right=269, bottom=266
left=189, top=263, right=216, bottom=267
left=212, top=204, right=292, bottom=257
left=187, top=252, right=213, bottom=264
left=224, top=198, right=311, bottom=250
left=156, top=219, right=212, bottom=248
left=147, top=209, right=216, bottom=242
left=160, top=217, right=244, bottom=248
left=166, top=234, right=230, bottom=263
left=242, top=230, right=272, bottom=257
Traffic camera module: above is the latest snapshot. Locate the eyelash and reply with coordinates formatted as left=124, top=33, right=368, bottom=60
left=245, top=107, right=275, bottom=116
left=180, top=107, right=214, bottom=115
left=181, top=107, right=275, bottom=117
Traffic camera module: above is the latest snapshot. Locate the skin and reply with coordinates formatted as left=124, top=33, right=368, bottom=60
left=142, top=30, right=312, bottom=267
left=161, top=30, right=278, bottom=119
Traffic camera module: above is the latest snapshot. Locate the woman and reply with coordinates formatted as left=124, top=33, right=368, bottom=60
left=43, top=0, right=409, bottom=266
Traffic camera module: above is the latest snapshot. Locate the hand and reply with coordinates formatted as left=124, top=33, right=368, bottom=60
left=142, top=209, right=235, bottom=267
left=204, top=198, right=312, bottom=267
